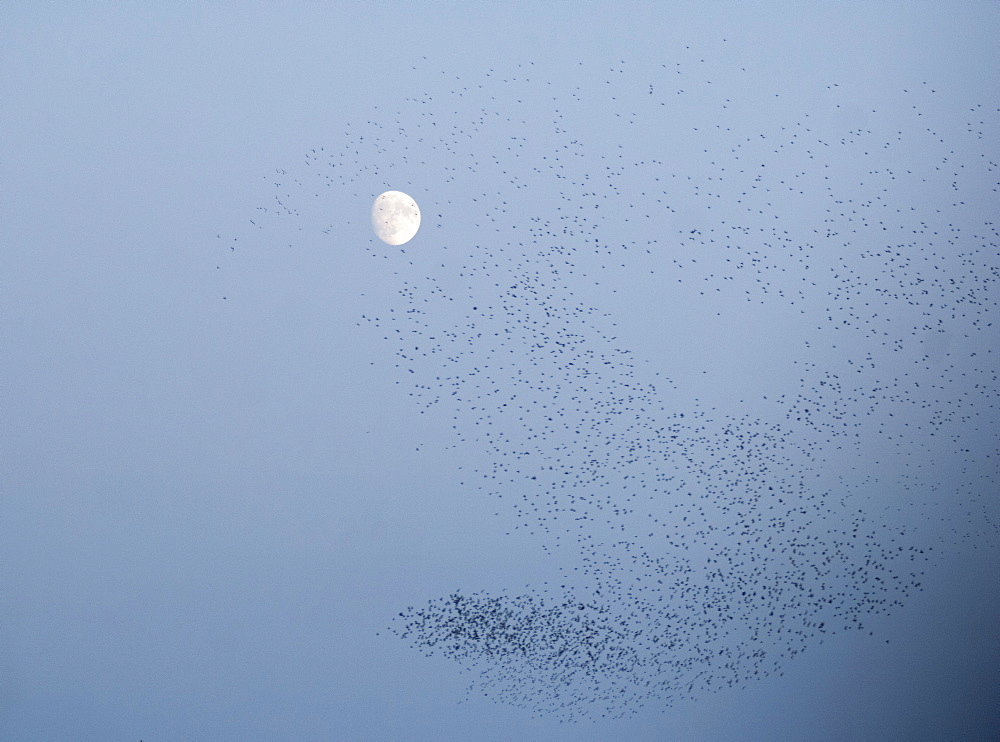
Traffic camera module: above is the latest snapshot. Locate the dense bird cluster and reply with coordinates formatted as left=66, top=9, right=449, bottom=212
left=229, top=55, right=999, bottom=720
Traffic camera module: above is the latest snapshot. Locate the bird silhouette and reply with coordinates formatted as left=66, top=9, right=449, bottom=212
left=229, top=54, right=999, bottom=720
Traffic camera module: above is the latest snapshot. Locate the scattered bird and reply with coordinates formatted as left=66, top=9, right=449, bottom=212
left=228, top=55, right=999, bottom=721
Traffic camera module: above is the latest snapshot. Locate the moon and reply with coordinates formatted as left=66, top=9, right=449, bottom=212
left=371, top=190, right=420, bottom=245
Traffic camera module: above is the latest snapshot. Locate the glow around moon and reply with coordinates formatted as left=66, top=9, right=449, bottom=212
left=371, top=190, right=421, bottom=245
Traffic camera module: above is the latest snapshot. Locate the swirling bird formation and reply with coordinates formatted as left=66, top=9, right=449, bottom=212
left=234, top=56, right=998, bottom=720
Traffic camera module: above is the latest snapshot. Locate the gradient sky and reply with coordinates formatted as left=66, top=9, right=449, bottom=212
left=2, top=3, right=999, bottom=740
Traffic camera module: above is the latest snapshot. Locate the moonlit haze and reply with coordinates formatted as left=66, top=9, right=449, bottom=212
left=2, top=4, right=998, bottom=741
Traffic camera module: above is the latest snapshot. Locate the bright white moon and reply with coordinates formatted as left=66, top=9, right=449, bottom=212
left=371, top=190, right=420, bottom=245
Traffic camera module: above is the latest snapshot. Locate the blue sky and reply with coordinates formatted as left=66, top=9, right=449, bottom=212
left=2, top=3, right=998, bottom=740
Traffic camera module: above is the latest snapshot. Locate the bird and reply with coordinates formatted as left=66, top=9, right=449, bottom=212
left=226, top=52, right=999, bottom=720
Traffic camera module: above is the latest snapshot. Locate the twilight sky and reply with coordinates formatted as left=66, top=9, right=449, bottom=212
left=2, top=3, right=998, bottom=740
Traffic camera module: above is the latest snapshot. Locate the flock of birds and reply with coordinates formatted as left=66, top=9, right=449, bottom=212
left=228, top=55, right=998, bottom=720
